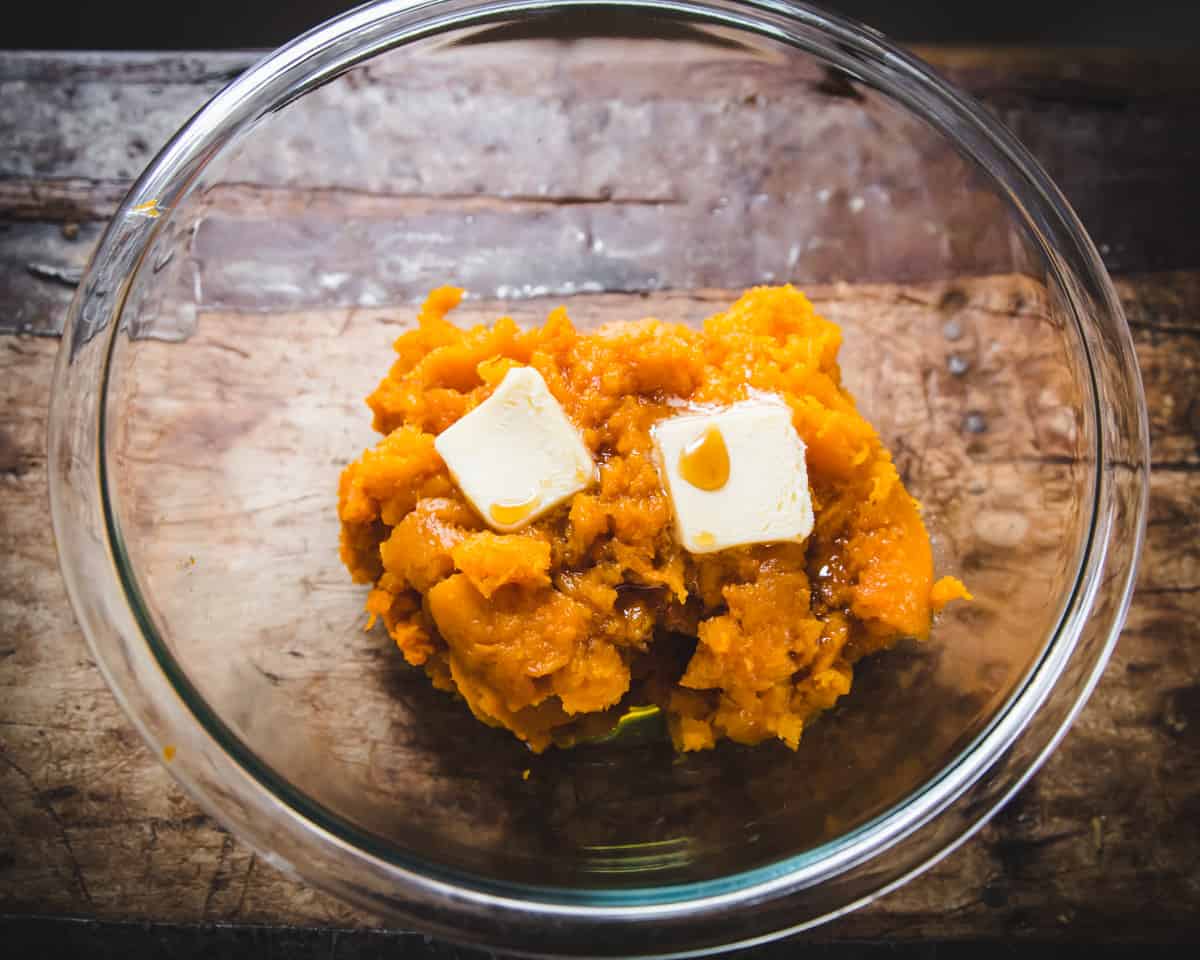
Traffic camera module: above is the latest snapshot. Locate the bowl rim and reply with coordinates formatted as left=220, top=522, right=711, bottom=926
left=48, top=0, right=1150, bottom=955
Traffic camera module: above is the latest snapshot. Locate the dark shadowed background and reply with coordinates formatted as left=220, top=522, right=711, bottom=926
left=7, top=0, right=1200, bottom=49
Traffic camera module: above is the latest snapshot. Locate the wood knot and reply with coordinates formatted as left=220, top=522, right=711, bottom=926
left=0, top=430, right=26, bottom=477
left=1161, top=685, right=1200, bottom=747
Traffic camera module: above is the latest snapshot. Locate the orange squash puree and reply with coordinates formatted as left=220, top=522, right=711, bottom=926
left=338, top=285, right=968, bottom=752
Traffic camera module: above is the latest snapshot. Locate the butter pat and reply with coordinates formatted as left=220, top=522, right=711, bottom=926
left=435, top=366, right=596, bottom=532
left=652, top=397, right=813, bottom=554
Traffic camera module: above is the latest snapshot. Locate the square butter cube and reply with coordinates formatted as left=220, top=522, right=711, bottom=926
left=652, top=398, right=813, bottom=554
left=435, top=366, right=595, bottom=532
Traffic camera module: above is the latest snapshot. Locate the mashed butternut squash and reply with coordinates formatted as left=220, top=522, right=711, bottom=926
left=338, top=286, right=969, bottom=752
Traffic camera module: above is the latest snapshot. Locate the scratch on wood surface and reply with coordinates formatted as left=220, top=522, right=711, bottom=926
left=25, top=262, right=82, bottom=288
left=201, top=339, right=252, bottom=360
left=77, top=751, right=140, bottom=791
left=0, top=747, right=93, bottom=907
left=202, top=833, right=235, bottom=921
left=233, top=854, right=257, bottom=919
left=206, top=181, right=683, bottom=213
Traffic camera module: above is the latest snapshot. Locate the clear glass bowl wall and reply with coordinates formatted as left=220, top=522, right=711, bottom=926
left=49, top=2, right=1146, bottom=956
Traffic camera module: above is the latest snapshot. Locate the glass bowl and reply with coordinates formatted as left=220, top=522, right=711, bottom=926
left=48, top=1, right=1148, bottom=955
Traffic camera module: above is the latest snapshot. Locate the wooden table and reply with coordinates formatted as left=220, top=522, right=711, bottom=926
left=1, top=46, right=1198, bottom=952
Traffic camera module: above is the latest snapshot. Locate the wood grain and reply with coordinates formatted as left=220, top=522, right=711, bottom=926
left=3, top=47, right=1200, bottom=331
left=2, top=271, right=1197, bottom=939
left=1, top=46, right=1198, bottom=945
left=88, top=276, right=1075, bottom=894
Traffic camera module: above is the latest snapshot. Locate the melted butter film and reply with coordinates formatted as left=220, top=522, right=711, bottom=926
left=678, top=425, right=730, bottom=491
left=489, top=492, right=540, bottom=526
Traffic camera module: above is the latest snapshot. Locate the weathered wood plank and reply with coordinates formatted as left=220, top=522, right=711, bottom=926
left=87, top=277, right=1075, bottom=892
left=0, top=51, right=260, bottom=84
left=1, top=271, right=1196, bottom=938
left=2, top=46, right=1199, bottom=334
left=2, top=45, right=1197, bottom=945
left=915, top=47, right=1200, bottom=104
left=0, top=178, right=130, bottom=222
left=0, top=222, right=103, bottom=337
